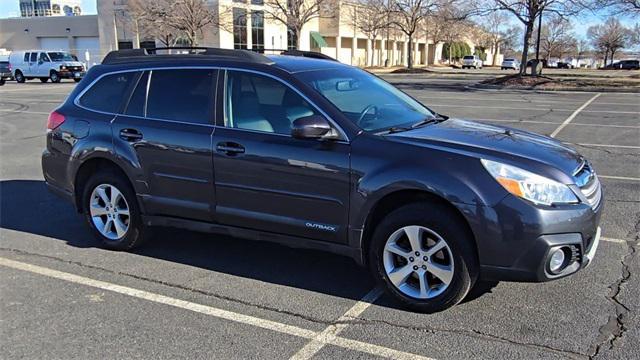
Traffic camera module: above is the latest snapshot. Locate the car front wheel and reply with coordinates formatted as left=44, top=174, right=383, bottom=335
left=50, top=71, right=61, bottom=83
left=82, top=170, right=149, bottom=250
left=368, top=203, right=478, bottom=312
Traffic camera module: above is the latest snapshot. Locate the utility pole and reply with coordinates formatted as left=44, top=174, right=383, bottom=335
left=535, top=9, right=542, bottom=61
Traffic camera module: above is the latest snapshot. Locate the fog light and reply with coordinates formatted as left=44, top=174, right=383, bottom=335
left=549, top=248, right=566, bottom=273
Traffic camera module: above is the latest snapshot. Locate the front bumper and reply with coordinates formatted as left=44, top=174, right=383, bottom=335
left=458, top=193, right=604, bottom=282
left=58, top=70, right=86, bottom=79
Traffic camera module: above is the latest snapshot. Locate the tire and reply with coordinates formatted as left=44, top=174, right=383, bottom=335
left=0, top=79, right=5, bottom=86
left=50, top=71, right=61, bottom=83
left=40, top=78, right=49, bottom=83
left=74, top=78, right=82, bottom=83
left=15, top=71, right=25, bottom=83
left=82, top=169, right=149, bottom=250
left=368, top=202, right=478, bottom=313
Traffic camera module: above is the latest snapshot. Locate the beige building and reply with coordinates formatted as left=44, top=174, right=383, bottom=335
left=1, top=0, right=495, bottom=68
left=97, top=0, right=444, bottom=67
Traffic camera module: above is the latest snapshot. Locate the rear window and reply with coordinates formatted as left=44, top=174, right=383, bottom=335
left=79, top=72, right=138, bottom=113
left=504, top=58, right=515, bottom=61
left=23, top=53, right=29, bottom=62
left=463, top=56, right=475, bottom=60
left=145, top=69, right=215, bottom=124
left=30, top=53, right=37, bottom=62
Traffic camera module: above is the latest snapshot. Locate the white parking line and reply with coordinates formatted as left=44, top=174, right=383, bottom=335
left=0, top=257, right=433, bottom=360
left=477, top=118, right=640, bottom=129
left=550, top=93, right=602, bottom=138
left=601, top=237, right=631, bottom=244
left=572, top=143, right=640, bottom=149
left=598, top=175, right=640, bottom=181
left=290, top=287, right=385, bottom=360
left=0, top=109, right=50, bottom=116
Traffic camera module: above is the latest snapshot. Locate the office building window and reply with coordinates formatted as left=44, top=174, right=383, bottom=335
left=233, top=8, right=248, bottom=49
left=251, top=11, right=264, bottom=52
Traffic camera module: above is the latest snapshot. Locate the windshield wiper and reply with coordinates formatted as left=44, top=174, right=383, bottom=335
left=378, top=126, right=410, bottom=135
left=410, top=114, right=448, bottom=129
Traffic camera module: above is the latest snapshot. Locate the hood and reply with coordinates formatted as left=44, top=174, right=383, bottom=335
left=390, top=118, right=583, bottom=177
left=58, top=61, right=84, bottom=67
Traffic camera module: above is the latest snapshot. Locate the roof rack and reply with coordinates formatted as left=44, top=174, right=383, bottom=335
left=102, top=47, right=274, bottom=65
left=279, top=50, right=337, bottom=61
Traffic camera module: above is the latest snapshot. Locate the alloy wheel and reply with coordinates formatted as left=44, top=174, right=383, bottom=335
left=89, top=184, right=130, bottom=240
left=383, top=225, right=455, bottom=299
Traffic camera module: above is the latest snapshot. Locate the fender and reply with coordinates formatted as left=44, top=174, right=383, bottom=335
left=347, top=134, right=506, bottom=249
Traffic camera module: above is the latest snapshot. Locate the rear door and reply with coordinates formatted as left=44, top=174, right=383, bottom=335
left=111, top=68, right=217, bottom=222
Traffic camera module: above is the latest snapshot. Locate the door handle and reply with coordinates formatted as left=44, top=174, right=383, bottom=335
left=216, top=142, right=245, bottom=155
left=119, top=128, right=143, bottom=142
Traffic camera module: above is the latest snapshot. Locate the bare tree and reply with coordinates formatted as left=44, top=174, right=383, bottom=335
left=482, top=12, right=510, bottom=66
left=488, top=0, right=588, bottom=75
left=539, top=14, right=576, bottom=61
left=575, top=38, right=590, bottom=62
left=264, top=0, right=335, bottom=49
left=598, top=0, right=640, bottom=14
left=346, top=0, right=390, bottom=66
left=166, top=0, right=217, bottom=46
left=587, top=17, right=632, bottom=66
left=391, top=0, right=439, bottom=68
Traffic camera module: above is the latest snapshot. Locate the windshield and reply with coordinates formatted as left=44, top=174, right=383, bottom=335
left=296, top=68, right=435, bottom=132
left=47, top=52, right=75, bottom=62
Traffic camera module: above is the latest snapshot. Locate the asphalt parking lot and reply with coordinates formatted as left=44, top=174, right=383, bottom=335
left=1, top=76, right=639, bottom=360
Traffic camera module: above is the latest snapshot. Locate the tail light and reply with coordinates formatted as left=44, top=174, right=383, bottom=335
left=47, top=111, right=65, bottom=131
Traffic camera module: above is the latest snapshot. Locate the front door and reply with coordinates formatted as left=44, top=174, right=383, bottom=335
left=212, top=70, right=351, bottom=243
left=112, top=69, right=218, bottom=222
left=37, top=52, right=51, bottom=77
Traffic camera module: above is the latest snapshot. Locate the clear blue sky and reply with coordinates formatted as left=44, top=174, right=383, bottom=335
left=0, top=0, right=97, bottom=18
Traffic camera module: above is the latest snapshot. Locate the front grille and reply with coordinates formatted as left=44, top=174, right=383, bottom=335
left=574, top=161, right=602, bottom=209
left=63, top=66, right=83, bottom=72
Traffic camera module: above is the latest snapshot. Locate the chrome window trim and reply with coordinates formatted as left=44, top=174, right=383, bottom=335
left=73, top=66, right=350, bottom=141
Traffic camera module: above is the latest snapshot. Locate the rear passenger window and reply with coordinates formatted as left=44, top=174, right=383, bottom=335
left=79, top=72, right=137, bottom=113
left=146, top=69, right=215, bottom=124
left=24, top=53, right=29, bottom=62
left=125, top=71, right=149, bottom=117
left=30, top=53, right=37, bottom=62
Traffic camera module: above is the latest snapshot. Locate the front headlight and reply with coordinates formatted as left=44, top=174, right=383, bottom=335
left=60, top=65, right=67, bottom=70
left=481, top=159, right=578, bottom=206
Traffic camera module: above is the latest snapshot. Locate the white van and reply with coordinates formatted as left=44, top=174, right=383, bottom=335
left=9, top=50, right=86, bottom=83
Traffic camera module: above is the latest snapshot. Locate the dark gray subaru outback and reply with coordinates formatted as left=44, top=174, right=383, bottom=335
left=42, top=48, right=603, bottom=312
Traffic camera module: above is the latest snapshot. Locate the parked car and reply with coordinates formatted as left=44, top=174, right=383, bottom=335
left=42, top=48, right=603, bottom=312
left=500, top=58, right=520, bottom=70
left=462, top=55, right=483, bottom=69
left=602, top=60, right=640, bottom=70
left=9, top=50, right=86, bottom=83
left=0, top=61, right=13, bottom=85
left=557, top=62, right=574, bottom=69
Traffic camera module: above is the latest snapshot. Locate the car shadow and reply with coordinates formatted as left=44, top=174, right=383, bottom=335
left=0, top=179, right=496, bottom=309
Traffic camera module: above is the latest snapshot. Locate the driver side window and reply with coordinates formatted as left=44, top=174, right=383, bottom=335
left=39, top=53, right=50, bottom=62
left=224, top=70, right=318, bottom=135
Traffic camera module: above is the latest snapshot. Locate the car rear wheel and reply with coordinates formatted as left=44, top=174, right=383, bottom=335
left=0, top=79, right=5, bottom=86
left=82, top=170, right=149, bottom=250
left=40, top=78, right=48, bottom=83
left=15, top=71, right=25, bottom=83
left=50, top=71, right=61, bottom=83
left=368, top=202, right=478, bottom=312
left=74, top=78, right=82, bottom=83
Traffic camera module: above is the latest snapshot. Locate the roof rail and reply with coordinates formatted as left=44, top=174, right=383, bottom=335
left=102, top=47, right=274, bottom=65
left=280, top=50, right=337, bottom=61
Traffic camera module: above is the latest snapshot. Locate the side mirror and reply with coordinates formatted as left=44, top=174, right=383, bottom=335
left=291, top=115, right=332, bottom=139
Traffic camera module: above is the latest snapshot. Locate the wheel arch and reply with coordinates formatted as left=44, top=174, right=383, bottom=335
left=359, top=189, right=479, bottom=267
left=73, top=157, right=138, bottom=213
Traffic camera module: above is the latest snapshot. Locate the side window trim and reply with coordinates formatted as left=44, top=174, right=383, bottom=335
left=220, top=68, right=348, bottom=141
